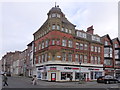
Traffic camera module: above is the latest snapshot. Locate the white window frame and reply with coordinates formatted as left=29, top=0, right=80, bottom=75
left=52, top=24, right=56, bottom=30
left=62, top=39, right=67, bottom=47
left=52, top=13, right=56, bottom=17
left=52, top=40, right=55, bottom=45
left=57, top=25, right=60, bottom=30
left=68, top=40, right=73, bottom=48
left=76, top=43, right=79, bottom=49
left=62, top=52, right=66, bottom=61
left=75, top=54, right=79, bottom=62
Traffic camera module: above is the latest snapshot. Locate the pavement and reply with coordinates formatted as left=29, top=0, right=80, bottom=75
left=1, top=76, right=120, bottom=89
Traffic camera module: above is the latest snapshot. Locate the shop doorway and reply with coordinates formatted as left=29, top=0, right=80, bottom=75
left=51, top=73, right=56, bottom=81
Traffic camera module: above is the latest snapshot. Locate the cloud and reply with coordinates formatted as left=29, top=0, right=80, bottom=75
left=0, top=1, right=118, bottom=59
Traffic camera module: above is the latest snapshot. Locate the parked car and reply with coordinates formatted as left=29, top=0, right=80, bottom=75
left=97, top=75, right=118, bottom=84
left=116, top=77, right=120, bottom=83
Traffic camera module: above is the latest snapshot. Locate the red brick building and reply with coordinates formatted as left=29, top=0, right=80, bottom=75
left=33, top=6, right=104, bottom=81
left=112, top=38, right=120, bottom=77
left=101, top=34, right=114, bottom=76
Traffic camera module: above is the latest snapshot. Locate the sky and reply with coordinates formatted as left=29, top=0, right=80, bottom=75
left=0, top=0, right=119, bottom=60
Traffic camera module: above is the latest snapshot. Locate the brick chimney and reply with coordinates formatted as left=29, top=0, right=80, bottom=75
left=87, top=25, right=94, bottom=34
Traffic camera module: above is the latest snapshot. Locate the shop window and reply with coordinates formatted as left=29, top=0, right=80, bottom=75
left=75, top=73, right=80, bottom=79
left=95, top=72, right=102, bottom=79
left=61, top=72, right=72, bottom=80
left=61, top=72, right=66, bottom=80
left=68, top=40, right=73, bottom=48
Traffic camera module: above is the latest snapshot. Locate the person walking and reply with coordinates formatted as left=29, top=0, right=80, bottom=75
left=3, top=74, right=8, bottom=86
left=32, top=75, right=37, bottom=85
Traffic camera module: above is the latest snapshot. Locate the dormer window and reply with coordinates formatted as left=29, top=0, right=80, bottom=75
left=57, top=14, right=60, bottom=18
left=52, top=13, right=56, bottom=17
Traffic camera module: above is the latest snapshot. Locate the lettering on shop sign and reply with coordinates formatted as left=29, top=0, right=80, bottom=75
left=64, top=67, right=79, bottom=70
left=88, top=68, right=99, bottom=70
left=50, top=67, right=57, bottom=70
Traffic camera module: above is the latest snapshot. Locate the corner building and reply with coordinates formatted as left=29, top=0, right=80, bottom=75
left=33, top=6, right=104, bottom=81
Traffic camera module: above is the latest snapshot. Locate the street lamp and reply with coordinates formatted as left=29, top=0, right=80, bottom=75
left=79, top=61, right=82, bottom=84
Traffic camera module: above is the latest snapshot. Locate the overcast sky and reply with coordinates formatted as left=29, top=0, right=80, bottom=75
left=0, top=0, right=119, bottom=59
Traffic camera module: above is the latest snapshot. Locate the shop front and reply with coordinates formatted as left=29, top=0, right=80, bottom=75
left=36, top=65, right=104, bottom=82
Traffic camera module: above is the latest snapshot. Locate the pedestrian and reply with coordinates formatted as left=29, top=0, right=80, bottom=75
left=70, top=75, right=73, bottom=81
left=32, top=75, right=37, bottom=85
left=3, top=73, right=8, bottom=86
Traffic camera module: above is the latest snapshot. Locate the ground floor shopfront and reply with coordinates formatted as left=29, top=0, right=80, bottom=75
left=36, top=64, right=104, bottom=82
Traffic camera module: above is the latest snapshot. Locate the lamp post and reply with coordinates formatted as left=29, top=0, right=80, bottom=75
left=79, top=61, right=82, bottom=84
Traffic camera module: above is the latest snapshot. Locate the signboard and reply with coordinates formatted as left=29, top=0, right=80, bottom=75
left=50, top=67, right=57, bottom=70
left=64, top=67, right=79, bottom=70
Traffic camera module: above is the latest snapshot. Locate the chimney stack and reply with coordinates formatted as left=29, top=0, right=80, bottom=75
left=87, top=25, right=94, bottom=34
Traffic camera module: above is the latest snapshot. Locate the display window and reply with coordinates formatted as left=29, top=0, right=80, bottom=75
left=61, top=72, right=72, bottom=80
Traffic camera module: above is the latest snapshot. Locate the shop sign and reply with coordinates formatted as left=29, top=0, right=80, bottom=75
left=88, top=68, right=99, bottom=71
left=64, top=67, right=79, bottom=70
left=50, top=67, right=57, bottom=70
